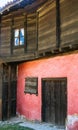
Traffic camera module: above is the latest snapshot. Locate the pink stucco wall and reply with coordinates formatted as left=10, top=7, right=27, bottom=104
left=17, top=53, right=78, bottom=124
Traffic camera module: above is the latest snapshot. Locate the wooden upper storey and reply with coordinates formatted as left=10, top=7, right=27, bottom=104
left=0, top=0, right=78, bottom=63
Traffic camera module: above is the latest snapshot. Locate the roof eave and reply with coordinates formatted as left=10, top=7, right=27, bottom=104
left=0, top=0, right=23, bottom=15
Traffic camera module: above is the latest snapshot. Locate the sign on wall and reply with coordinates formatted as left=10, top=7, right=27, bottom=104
left=24, top=77, right=38, bottom=95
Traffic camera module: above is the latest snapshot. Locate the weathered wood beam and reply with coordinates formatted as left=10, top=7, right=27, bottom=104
left=11, top=17, right=14, bottom=55
left=36, top=12, right=39, bottom=51
left=56, top=0, right=61, bottom=48
left=24, top=15, right=27, bottom=53
left=8, top=65, right=11, bottom=118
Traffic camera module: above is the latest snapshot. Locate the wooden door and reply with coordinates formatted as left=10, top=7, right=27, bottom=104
left=2, top=64, right=17, bottom=120
left=10, top=64, right=17, bottom=117
left=42, top=78, right=67, bottom=126
left=2, top=64, right=9, bottom=120
left=42, top=80, right=55, bottom=123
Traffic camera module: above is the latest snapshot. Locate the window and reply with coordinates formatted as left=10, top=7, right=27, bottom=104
left=24, top=77, right=38, bottom=95
left=14, top=28, right=24, bottom=46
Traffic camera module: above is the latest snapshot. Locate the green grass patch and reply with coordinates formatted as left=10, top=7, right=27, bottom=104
left=0, top=124, right=34, bottom=130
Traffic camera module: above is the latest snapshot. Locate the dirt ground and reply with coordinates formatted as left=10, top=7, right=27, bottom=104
left=0, top=117, right=65, bottom=130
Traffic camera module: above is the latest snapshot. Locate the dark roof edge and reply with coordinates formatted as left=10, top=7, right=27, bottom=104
left=0, top=0, right=23, bottom=14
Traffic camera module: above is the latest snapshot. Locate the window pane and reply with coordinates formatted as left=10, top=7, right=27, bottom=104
left=20, top=36, right=24, bottom=45
left=14, top=38, right=19, bottom=46
left=14, top=28, right=24, bottom=46
left=15, top=29, right=19, bottom=37
left=20, top=28, right=24, bottom=37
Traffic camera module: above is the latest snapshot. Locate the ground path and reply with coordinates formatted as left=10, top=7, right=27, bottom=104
left=0, top=117, right=65, bottom=130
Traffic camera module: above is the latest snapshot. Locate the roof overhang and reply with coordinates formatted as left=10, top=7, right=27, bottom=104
left=0, top=0, right=38, bottom=15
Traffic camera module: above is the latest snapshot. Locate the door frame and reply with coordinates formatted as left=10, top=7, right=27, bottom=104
left=41, top=77, right=67, bottom=126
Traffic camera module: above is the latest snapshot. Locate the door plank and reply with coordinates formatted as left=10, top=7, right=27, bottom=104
left=42, top=78, right=67, bottom=127
left=2, top=64, right=17, bottom=120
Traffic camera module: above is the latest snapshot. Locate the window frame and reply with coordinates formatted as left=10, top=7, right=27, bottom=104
left=14, top=28, right=25, bottom=47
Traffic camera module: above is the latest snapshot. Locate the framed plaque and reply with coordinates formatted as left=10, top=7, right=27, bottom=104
left=24, top=77, right=38, bottom=95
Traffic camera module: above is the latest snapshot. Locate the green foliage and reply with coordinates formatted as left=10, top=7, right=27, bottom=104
left=0, top=124, right=34, bottom=130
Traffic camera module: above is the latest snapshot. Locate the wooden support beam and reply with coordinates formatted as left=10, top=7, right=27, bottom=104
left=11, top=17, right=14, bottom=55
left=8, top=65, right=11, bottom=119
left=36, top=12, right=39, bottom=51
left=24, top=15, right=27, bottom=53
left=56, top=0, right=61, bottom=48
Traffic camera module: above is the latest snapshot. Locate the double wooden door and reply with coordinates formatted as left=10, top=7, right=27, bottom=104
left=42, top=78, right=67, bottom=126
left=2, top=63, right=17, bottom=120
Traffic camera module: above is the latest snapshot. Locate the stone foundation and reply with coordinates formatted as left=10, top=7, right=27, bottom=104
left=66, top=115, right=78, bottom=130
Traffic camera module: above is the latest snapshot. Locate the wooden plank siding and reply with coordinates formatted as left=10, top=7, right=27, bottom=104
left=0, top=0, right=78, bottom=62
left=0, top=26, right=11, bottom=56
left=38, top=0, right=56, bottom=51
left=0, top=11, right=38, bottom=57
left=26, top=12, right=38, bottom=52
left=60, top=0, right=78, bottom=47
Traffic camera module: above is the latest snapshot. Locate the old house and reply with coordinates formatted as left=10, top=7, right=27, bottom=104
left=0, top=0, right=78, bottom=129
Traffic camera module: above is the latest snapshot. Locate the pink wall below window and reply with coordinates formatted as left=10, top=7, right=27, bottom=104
left=17, top=53, right=78, bottom=121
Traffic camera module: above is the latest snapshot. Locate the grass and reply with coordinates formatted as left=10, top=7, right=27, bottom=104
left=0, top=124, right=34, bottom=130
